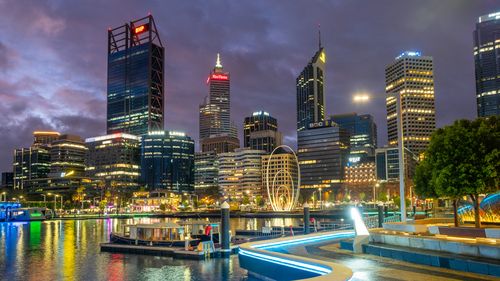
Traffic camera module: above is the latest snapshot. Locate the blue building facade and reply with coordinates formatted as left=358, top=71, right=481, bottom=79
left=474, top=12, right=500, bottom=117
left=107, top=15, right=164, bottom=136
left=140, top=131, right=195, bottom=193
left=331, top=113, right=377, bottom=164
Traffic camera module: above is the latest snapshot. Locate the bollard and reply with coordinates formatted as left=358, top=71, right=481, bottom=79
left=303, top=203, right=310, bottom=234
left=377, top=205, right=384, bottom=227
left=220, top=201, right=231, bottom=258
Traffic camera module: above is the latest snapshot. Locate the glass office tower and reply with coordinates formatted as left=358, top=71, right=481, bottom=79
left=331, top=113, right=377, bottom=163
left=141, top=131, right=194, bottom=193
left=243, top=111, right=282, bottom=153
left=296, top=40, right=326, bottom=132
left=107, top=15, right=164, bottom=136
left=474, top=11, right=500, bottom=117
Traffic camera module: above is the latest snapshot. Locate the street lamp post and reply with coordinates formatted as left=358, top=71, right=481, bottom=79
left=393, top=93, right=407, bottom=222
left=318, top=188, right=322, bottom=210
left=373, top=183, right=380, bottom=203
left=54, top=195, right=58, bottom=211
left=41, top=194, right=47, bottom=207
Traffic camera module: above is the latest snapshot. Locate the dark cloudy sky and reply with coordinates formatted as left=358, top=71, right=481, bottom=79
left=0, top=0, right=498, bottom=172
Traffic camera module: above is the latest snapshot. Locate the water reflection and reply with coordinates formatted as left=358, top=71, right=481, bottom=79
left=0, top=218, right=271, bottom=281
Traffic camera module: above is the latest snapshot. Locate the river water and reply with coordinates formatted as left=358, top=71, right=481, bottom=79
left=0, top=217, right=303, bottom=281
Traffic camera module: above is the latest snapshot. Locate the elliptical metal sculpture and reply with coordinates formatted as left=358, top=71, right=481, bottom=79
left=265, top=145, right=300, bottom=211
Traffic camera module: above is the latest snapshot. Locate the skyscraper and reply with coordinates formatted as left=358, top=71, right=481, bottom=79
left=331, top=113, right=377, bottom=163
left=243, top=111, right=282, bottom=153
left=297, top=120, right=350, bottom=190
left=474, top=11, right=500, bottom=117
left=199, top=54, right=235, bottom=139
left=140, top=131, right=194, bottom=193
left=107, top=15, right=164, bottom=136
left=296, top=36, right=326, bottom=132
left=85, top=133, right=141, bottom=190
left=385, top=51, right=436, bottom=157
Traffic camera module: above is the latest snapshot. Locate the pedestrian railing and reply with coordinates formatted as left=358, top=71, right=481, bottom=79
left=383, top=214, right=401, bottom=223
left=364, top=215, right=380, bottom=229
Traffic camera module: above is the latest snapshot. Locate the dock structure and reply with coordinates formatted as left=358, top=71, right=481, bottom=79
left=100, top=243, right=238, bottom=260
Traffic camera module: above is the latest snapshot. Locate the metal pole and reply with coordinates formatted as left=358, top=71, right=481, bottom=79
left=377, top=205, right=384, bottom=227
left=220, top=201, right=231, bottom=258
left=395, top=94, right=406, bottom=222
left=303, top=203, right=310, bottom=234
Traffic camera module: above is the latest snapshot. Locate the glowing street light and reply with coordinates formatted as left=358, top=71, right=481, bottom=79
left=353, top=93, right=370, bottom=103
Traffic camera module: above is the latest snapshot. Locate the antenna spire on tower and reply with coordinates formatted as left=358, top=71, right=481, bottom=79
left=318, top=23, right=322, bottom=49
left=215, top=53, right=223, bottom=68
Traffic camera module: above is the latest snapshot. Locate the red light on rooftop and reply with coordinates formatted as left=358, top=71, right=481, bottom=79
left=133, top=24, right=149, bottom=35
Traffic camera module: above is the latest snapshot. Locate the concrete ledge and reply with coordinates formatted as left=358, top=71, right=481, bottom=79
left=369, top=232, right=500, bottom=259
left=382, top=222, right=428, bottom=233
left=363, top=243, right=500, bottom=278
left=239, top=230, right=355, bottom=281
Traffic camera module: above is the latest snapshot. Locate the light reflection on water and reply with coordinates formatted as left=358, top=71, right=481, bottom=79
left=0, top=217, right=288, bottom=281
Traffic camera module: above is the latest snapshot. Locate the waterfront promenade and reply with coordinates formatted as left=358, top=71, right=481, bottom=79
left=289, top=241, right=497, bottom=281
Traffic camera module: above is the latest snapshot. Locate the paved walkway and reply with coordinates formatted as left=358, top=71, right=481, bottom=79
left=278, top=242, right=498, bottom=281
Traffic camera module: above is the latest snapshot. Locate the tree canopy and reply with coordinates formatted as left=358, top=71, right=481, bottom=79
left=414, top=117, right=500, bottom=227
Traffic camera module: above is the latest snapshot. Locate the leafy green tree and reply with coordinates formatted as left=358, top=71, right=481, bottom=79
left=378, top=191, right=388, bottom=202
left=242, top=195, right=250, bottom=205
left=414, top=117, right=500, bottom=227
left=359, top=192, right=366, bottom=202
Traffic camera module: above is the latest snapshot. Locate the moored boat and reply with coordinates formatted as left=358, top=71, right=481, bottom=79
left=110, top=222, right=200, bottom=247
left=8, top=207, right=53, bottom=221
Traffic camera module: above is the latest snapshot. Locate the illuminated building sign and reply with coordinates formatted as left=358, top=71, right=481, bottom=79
left=133, top=24, right=149, bottom=35
left=210, top=74, right=229, bottom=80
left=308, top=120, right=335, bottom=129
left=348, top=157, right=360, bottom=163
left=396, top=51, right=421, bottom=60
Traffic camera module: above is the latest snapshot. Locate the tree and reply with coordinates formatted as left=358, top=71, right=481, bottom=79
left=359, top=192, right=366, bottom=202
left=242, top=195, right=250, bottom=205
left=414, top=117, right=500, bottom=228
left=378, top=191, right=388, bottom=203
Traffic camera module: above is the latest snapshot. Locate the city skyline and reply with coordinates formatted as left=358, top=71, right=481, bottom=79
left=0, top=1, right=498, bottom=172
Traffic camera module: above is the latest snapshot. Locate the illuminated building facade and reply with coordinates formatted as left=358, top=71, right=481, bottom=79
left=474, top=11, right=500, bottom=117
left=32, top=131, right=60, bottom=147
left=141, top=131, right=194, bottom=193
left=48, top=135, right=88, bottom=178
left=85, top=133, right=141, bottom=190
left=331, top=113, right=377, bottom=163
left=194, top=151, right=219, bottom=196
left=344, top=161, right=376, bottom=201
left=107, top=15, right=164, bottom=136
left=200, top=134, right=240, bottom=154
left=13, top=147, right=50, bottom=190
left=243, top=111, right=282, bottom=153
left=218, top=148, right=266, bottom=201
left=297, top=121, right=350, bottom=190
left=385, top=51, right=436, bottom=156
left=261, top=148, right=299, bottom=209
left=296, top=40, right=326, bottom=132
left=199, top=54, right=238, bottom=143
